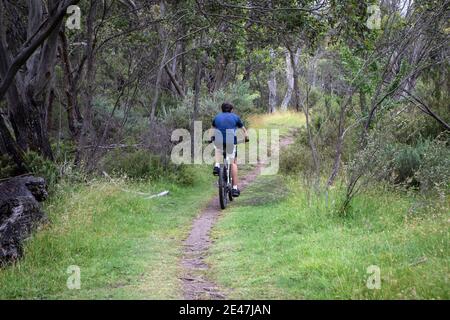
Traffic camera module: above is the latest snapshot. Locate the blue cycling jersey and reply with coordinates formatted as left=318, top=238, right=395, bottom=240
left=212, top=112, right=244, bottom=145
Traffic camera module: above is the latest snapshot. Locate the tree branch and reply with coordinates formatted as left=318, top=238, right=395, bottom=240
left=0, top=0, right=80, bottom=100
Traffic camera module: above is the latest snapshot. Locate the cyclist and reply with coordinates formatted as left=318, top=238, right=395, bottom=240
left=211, top=102, right=248, bottom=197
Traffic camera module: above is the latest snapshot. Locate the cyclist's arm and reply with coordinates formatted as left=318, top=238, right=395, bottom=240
left=242, top=126, right=248, bottom=138
left=236, top=116, right=248, bottom=139
left=210, top=118, right=217, bottom=142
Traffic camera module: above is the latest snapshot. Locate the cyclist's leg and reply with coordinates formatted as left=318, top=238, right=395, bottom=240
left=213, top=145, right=222, bottom=175
left=231, top=161, right=240, bottom=196
left=228, top=145, right=240, bottom=193
left=231, top=158, right=238, bottom=186
left=214, top=146, right=222, bottom=165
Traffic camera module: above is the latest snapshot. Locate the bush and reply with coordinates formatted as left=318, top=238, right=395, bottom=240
left=415, top=138, right=450, bottom=193
left=51, top=140, right=77, bottom=164
left=307, top=87, right=321, bottom=109
left=173, top=164, right=196, bottom=186
left=23, top=151, right=59, bottom=187
left=392, top=144, right=422, bottom=184
left=163, top=81, right=259, bottom=129
left=280, top=133, right=315, bottom=176
left=102, top=149, right=165, bottom=179
left=371, top=138, right=445, bottom=188
left=101, top=149, right=196, bottom=186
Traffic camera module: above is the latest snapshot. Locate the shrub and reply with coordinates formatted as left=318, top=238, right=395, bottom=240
left=415, top=138, right=450, bottom=193
left=0, top=155, right=16, bottom=179
left=102, top=149, right=165, bottom=179
left=392, top=144, right=422, bottom=185
left=51, top=140, right=77, bottom=164
left=307, top=87, right=321, bottom=109
left=173, top=164, right=196, bottom=186
left=280, top=134, right=315, bottom=176
left=23, top=151, right=59, bottom=187
left=101, top=149, right=196, bottom=186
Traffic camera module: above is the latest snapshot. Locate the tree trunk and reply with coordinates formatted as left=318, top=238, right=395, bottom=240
left=359, top=88, right=367, bottom=115
left=210, top=54, right=227, bottom=93
left=267, top=48, right=277, bottom=113
left=150, top=44, right=168, bottom=123
left=281, top=48, right=300, bottom=111
left=167, top=41, right=183, bottom=96
left=77, top=0, right=98, bottom=163
left=327, top=102, right=346, bottom=186
left=0, top=0, right=80, bottom=100
left=46, top=88, right=56, bottom=132
left=324, top=73, right=332, bottom=116
left=288, top=47, right=301, bottom=112
left=150, top=0, right=168, bottom=124
left=289, top=45, right=320, bottom=175
left=191, top=53, right=203, bottom=158
left=164, top=64, right=185, bottom=98
left=0, top=0, right=76, bottom=162
left=0, top=116, right=26, bottom=172
left=58, top=31, right=84, bottom=141
left=303, top=85, right=320, bottom=176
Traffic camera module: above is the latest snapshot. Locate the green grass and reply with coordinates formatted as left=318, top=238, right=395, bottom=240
left=235, top=111, right=305, bottom=165
left=248, top=111, right=305, bottom=136
left=209, top=112, right=449, bottom=299
left=208, top=174, right=449, bottom=299
left=1, top=111, right=447, bottom=300
left=0, top=166, right=215, bottom=299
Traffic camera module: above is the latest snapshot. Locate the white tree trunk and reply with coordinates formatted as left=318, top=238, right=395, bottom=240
left=267, top=48, right=277, bottom=113
left=280, top=48, right=300, bottom=111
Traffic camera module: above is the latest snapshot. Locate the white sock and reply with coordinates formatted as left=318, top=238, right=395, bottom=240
left=214, top=163, right=220, bottom=167
left=233, top=185, right=238, bottom=190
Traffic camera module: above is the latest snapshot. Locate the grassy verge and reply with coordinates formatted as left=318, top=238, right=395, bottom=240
left=0, top=166, right=215, bottom=299
left=208, top=111, right=448, bottom=299
left=208, top=172, right=449, bottom=299
left=237, top=111, right=305, bottom=165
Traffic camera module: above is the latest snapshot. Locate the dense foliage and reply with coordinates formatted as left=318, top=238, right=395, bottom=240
left=0, top=0, right=448, bottom=204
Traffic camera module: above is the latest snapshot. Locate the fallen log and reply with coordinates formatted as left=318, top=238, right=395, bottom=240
left=0, top=176, right=48, bottom=266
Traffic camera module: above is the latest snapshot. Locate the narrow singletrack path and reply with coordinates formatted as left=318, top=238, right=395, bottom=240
left=180, top=133, right=295, bottom=300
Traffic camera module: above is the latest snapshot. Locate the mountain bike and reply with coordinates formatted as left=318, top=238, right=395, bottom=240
left=211, top=137, right=249, bottom=210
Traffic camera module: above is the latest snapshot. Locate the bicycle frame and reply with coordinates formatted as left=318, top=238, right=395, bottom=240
left=218, top=148, right=234, bottom=209
left=223, top=152, right=231, bottom=186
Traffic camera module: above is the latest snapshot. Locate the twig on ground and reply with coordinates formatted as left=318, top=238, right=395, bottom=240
left=102, top=171, right=169, bottom=199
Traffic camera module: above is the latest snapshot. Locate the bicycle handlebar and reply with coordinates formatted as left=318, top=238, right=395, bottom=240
left=207, top=137, right=249, bottom=144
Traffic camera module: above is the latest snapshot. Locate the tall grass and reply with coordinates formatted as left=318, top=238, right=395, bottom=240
left=248, top=111, right=305, bottom=135
left=0, top=166, right=215, bottom=299
left=208, top=111, right=448, bottom=299
left=208, top=175, right=449, bottom=299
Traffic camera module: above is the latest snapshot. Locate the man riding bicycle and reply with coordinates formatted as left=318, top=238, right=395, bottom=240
left=211, top=102, right=248, bottom=197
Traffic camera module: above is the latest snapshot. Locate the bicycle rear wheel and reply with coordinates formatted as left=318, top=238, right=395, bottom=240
left=218, top=166, right=227, bottom=209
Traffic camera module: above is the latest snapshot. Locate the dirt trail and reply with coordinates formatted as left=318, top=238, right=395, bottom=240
left=180, top=133, right=295, bottom=300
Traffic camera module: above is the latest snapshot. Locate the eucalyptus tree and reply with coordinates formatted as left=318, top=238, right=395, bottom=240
left=0, top=0, right=80, bottom=169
